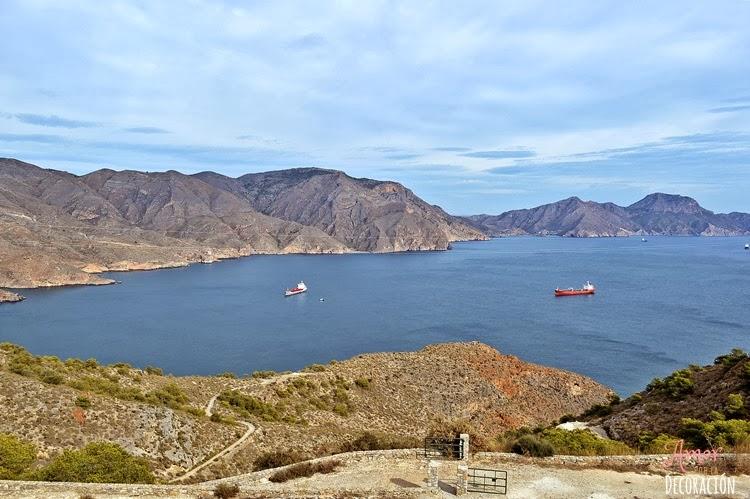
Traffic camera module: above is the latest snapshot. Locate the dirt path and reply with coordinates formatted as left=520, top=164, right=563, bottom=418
left=170, top=394, right=255, bottom=483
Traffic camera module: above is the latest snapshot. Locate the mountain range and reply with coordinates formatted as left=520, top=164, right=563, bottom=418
left=465, top=193, right=750, bottom=237
left=0, top=158, right=483, bottom=291
left=1, top=158, right=748, bottom=296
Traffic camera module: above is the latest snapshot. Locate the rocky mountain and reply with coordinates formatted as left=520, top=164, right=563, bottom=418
left=466, top=193, right=750, bottom=237
left=197, top=167, right=485, bottom=252
left=0, top=341, right=611, bottom=481
left=0, top=158, right=483, bottom=292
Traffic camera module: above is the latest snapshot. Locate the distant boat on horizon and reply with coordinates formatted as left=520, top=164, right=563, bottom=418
left=642, top=237, right=647, bottom=242
left=745, top=243, right=749, bottom=250
left=284, top=281, right=307, bottom=297
left=555, top=281, right=596, bottom=297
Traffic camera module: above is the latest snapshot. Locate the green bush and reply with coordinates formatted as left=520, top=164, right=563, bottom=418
left=213, top=483, right=240, bottom=498
left=510, top=435, right=554, bottom=457
left=74, top=397, right=92, bottom=409
left=646, top=369, right=695, bottom=399
left=216, top=372, right=237, bottom=379
left=144, top=366, right=163, bottom=376
left=253, top=450, right=308, bottom=471
left=638, top=432, right=681, bottom=454
left=37, top=442, right=154, bottom=483
left=0, top=433, right=36, bottom=480
left=540, top=429, right=632, bottom=456
left=581, top=403, right=613, bottom=418
left=250, top=370, right=276, bottom=379
left=302, top=364, right=327, bottom=373
left=40, top=370, right=64, bottom=385
left=145, top=383, right=189, bottom=409
left=726, top=393, right=746, bottom=418
left=714, top=348, right=748, bottom=367
left=219, top=390, right=282, bottom=422
left=679, top=418, right=750, bottom=449
left=354, top=378, right=371, bottom=389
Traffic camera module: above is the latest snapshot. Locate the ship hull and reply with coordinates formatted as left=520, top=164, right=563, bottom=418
left=555, top=289, right=595, bottom=297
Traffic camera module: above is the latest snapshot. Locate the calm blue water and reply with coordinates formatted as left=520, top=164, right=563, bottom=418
left=1, top=237, right=749, bottom=395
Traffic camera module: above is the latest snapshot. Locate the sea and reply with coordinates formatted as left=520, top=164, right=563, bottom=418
left=2, top=236, right=748, bottom=395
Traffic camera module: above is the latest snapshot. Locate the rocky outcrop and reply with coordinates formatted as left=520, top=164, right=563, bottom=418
left=466, top=193, right=750, bottom=237
left=0, top=289, right=24, bottom=303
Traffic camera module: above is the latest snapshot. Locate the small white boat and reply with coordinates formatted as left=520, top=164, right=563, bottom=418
left=641, top=238, right=647, bottom=242
left=745, top=244, right=749, bottom=250
left=284, top=281, right=307, bottom=297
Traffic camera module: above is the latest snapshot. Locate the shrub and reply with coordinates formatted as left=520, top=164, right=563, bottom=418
left=726, top=393, right=746, bottom=418
left=74, top=397, right=92, bottom=409
left=354, top=378, right=371, bottom=389
left=250, top=370, right=276, bottom=379
left=210, top=413, right=223, bottom=423
left=332, top=403, right=349, bottom=417
left=268, top=459, right=340, bottom=483
left=219, top=390, right=282, bottom=422
left=511, top=435, right=554, bottom=457
left=541, top=429, right=632, bottom=456
left=581, top=403, right=613, bottom=418
left=638, top=433, right=681, bottom=454
left=40, top=370, right=64, bottom=385
left=213, top=483, right=240, bottom=498
left=144, top=366, right=163, bottom=376
left=647, top=369, right=695, bottom=399
left=341, top=432, right=420, bottom=452
left=37, top=442, right=154, bottom=483
left=0, top=433, right=36, bottom=480
left=253, top=450, right=307, bottom=471
left=557, top=414, right=575, bottom=424
left=679, top=418, right=750, bottom=449
left=145, top=383, right=189, bottom=409
left=216, top=372, right=237, bottom=379
left=302, top=364, right=327, bottom=373
left=715, top=348, right=748, bottom=367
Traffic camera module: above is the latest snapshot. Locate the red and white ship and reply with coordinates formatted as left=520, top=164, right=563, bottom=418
left=555, top=281, right=595, bottom=297
left=284, top=281, right=307, bottom=297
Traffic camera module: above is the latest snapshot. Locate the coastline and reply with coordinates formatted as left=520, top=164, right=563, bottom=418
left=0, top=234, right=492, bottom=296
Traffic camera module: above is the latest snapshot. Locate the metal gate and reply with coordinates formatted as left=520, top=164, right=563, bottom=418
left=423, top=437, right=464, bottom=459
left=467, top=467, right=507, bottom=495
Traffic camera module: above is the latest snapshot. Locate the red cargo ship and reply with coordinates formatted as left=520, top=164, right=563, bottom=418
left=555, top=281, right=595, bottom=297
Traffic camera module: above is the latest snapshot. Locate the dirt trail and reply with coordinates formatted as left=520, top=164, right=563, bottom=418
left=170, top=394, right=255, bottom=483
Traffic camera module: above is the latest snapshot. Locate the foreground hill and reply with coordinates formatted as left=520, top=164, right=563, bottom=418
left=467, top=193, right=750, bottom=237
left=0, top=158, right=483, bottom=292
left=0, top=341, right=611, bottom=481
left=588, top=349, right=750, bottom=449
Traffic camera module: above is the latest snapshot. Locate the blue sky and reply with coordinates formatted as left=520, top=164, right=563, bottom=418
left=1, top=1, right=749, bottom=214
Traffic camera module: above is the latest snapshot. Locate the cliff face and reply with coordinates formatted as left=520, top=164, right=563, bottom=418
left=466, top=193, right=750, bottom=237
left=0, top=159, right=482, bottom=289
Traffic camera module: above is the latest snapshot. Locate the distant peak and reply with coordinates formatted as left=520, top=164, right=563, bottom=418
left=628, top=192, right=704, bottom=214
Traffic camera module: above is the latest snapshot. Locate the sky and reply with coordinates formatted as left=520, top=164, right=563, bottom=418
left=1, top=1, right=749, bottom=215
